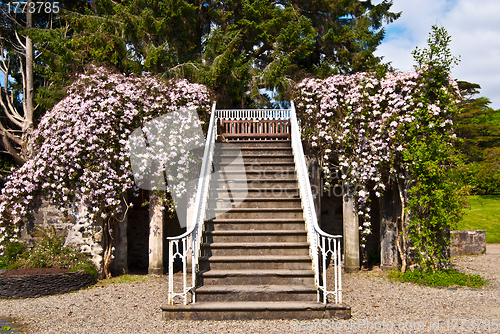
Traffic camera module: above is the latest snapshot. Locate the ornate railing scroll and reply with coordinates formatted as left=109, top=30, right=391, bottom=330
left=289, top=101, right=343, bottom=304
left=167, top=102, right=217, bottom=305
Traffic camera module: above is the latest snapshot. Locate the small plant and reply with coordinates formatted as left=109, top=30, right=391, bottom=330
left=388, top=267, right=487, bottom=288
left=0, top=241, right=26, bottom=268
left=3, top=232, right=97, bottom=279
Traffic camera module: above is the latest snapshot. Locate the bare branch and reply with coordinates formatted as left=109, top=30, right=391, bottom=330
left=14, top=30, right=27, bottom=51
left=0, top=128, right=24, bottom=165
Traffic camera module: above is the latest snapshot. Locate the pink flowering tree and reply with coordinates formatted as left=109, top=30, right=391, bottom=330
left=0, top=66, right=211, bottom=277
left=295, top=27, right=466, bottom=270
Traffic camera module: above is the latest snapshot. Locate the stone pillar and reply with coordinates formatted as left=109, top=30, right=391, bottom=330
left=379, top=183, right=401, bottom=271
left=112, top=197, right=128, bottom=276
left=343, top=194, right=360, bottom=272
left=148, top=191, right=164, bottom=275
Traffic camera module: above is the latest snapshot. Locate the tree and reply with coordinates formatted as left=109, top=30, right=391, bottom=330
left=33, top=0, right=400, bottom=108
left=0, top=0, right=36, bottom=166
left=454, top=81, right=500, bottom=162
left=295, top=25, right=465, bottom=271
left=0, top=66, right=211, bottom=277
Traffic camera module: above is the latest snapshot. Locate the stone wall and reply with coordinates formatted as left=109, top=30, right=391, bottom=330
left=0, top=271, right=96, bottom=299
left=27, top=197, right=105, bottom=275
left=450, top=230, right=486, bottom=256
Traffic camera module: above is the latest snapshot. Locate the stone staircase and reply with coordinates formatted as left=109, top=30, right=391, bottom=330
left=162, top=140, right=350, bottom=320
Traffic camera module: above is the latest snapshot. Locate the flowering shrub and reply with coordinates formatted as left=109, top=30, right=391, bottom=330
left=295, top=63, right=465, bottom=267
left=0, top=66, right=211, bottom=274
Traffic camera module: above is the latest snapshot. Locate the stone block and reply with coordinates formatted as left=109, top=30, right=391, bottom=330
left=450, top=230, right=486, bottom=256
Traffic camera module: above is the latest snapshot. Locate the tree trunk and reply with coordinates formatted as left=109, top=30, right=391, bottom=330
left=22, top=0, right=35, bottom=159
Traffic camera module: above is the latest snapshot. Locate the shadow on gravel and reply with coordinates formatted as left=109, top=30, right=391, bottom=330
left=0, top=317, right=22, bottom=333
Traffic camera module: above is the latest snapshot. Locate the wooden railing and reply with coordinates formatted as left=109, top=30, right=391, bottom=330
left=220, top=119, right=290, bottom=140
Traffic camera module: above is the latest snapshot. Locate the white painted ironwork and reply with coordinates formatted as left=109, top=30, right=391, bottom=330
left=167, top=102, right=342, bottom=305
left=216, top=109, right=290, bottom=120
left=290, top=101, right=343, bottom=304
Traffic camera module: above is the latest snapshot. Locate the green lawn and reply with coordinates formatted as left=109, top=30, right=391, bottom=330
left=457, top=195, right=500, bottom=243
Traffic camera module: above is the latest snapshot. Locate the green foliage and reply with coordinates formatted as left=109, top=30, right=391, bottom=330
left=3, top=234, right=97, bottom=278
left=454, top=81, right=500, bottom=163
left=0, top=241, right=26, bottom=267
left=388, top=268, right=487, bottom=289
left=29, top=0, right=400, bottom=109
left=405, top=25, right=466, bottom=269
left=457, top=195, right=500, bottom=243
left=453, top=160, right=500, bottom=195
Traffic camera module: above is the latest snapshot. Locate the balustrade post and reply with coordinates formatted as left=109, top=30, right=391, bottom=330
left=343, top=192, right=360, bottom=272
left=148, top=191, right=164, bottom=275
left=380, top=182, right=401, bottom=271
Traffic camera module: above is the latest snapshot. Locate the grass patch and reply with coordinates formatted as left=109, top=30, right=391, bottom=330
left=388, top=268, right=487, bottom=288
left=457, top=195, right=500, bottom=243
left=97, top=275, right=147, bottom=285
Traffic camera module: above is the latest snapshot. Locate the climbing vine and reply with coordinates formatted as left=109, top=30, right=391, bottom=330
left=295, top=26, right=466, bottom=269
left=0, top=66, right=210, bottom=277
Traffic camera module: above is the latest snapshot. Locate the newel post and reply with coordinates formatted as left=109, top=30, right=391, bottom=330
left=148, top=191, right=164, bottom=275
left=343, top=192, right=360, bottom=272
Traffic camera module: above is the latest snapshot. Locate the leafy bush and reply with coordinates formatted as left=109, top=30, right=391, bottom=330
left=2, top=235, right=97, bottom=279
left=0, top=241, right=26, bottom=267
left=388, top=268, right=486, bottom=288
left=453, top=160, right=500, bottom=195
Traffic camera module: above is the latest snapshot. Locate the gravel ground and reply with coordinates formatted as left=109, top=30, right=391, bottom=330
left=1, top=253, right=499, bottom=334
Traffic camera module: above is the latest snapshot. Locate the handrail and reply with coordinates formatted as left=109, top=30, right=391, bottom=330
left=167, top=102, right=217, bottom=305
left=290, top=101, right=343, bottom=304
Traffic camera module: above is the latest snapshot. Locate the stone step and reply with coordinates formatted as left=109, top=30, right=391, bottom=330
left=197, top=269, right=315, bottom=286
left=201, top=242, right=310, bottom=256
left=198, top=255, right=312, bottom=270
left=162, top=301, right=351, bottom=320
left=195, top=285, right=317, bottom=302
left=210, top=179, right=298, bottom=189
left=215, top=147, right=293, bottom=157
left=214, top=155, right=294, bottom=164
left=218, top=171, right=297, bottom=180
left=205, top=218, right=306, bottom=231
left=203, top=230, right=307, bottom=242
left=209, top=207, right=304, bottom=219
left=216, top=162, right=295, bottom=173
left=207, top=197, right=302, bottom=209
left=208, top=188, right=300, bottom=198
left=219, top=140, right=292, bottom=148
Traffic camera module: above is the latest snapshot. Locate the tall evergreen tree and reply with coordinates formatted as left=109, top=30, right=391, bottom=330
left=455, top=81, right=500, bottom=162
left=30, top=0, right=399, bottom=108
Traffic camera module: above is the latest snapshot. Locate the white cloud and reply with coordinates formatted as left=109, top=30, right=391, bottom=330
left=375, top=0, right=500, bottom=108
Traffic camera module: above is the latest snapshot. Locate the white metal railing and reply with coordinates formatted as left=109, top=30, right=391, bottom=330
left=167, top=102, right=217, bottom=305
left=216, top=109, right=290, bottom=120
left=290, top=101, right=343, bottom=304
left=167, top=102, right=342, bottom=305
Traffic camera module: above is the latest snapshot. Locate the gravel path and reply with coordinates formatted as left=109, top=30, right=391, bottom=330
left=1, top=254, right=499, bottom=333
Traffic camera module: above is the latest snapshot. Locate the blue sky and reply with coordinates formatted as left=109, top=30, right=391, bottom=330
left=374, top=0, right=500, bottom=109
